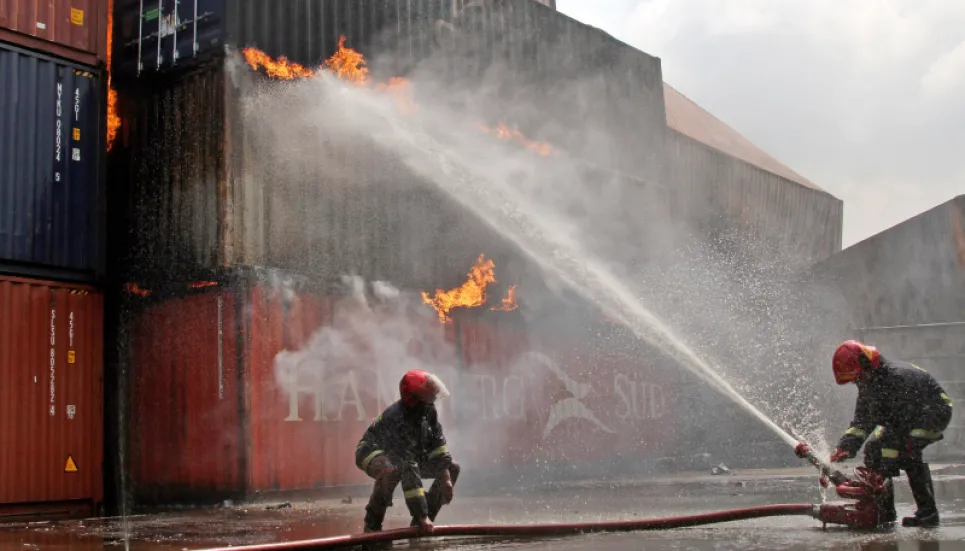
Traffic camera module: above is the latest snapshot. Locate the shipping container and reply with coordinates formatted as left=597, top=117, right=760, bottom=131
left=0, top=275, right=104, bottom=517
left=666, top=129, right=844, bottom=269
left=110, top=0, right=665, bottom=180
left=121, top=271, right=685, bottom=505
left=0, top=42, right=106, bottom=282
left=811, top=195, right=965, bottom=329
left=0, top=0, right=109, bottom=67
left=107, top=53, right=672, bottom=290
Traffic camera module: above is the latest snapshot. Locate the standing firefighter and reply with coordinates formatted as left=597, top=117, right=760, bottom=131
left=799, top=340, right=953, bottom=527
left=355, top=369, right=459, bottom=541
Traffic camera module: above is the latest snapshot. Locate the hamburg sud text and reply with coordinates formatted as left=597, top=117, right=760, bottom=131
left=275, top=309, right=677, bottom=470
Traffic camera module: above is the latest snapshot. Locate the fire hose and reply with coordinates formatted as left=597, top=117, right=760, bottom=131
left=197, top=504, right=818, bottom=551
left=197, top=441, right=887, bottom=551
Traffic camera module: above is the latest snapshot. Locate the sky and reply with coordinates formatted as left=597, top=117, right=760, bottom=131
left=555, top=0, right=965, bottom=248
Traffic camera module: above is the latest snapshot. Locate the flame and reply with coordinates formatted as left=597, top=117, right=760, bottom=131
left=106, top=0, right=120, bottom=150
left=491, top=285, right=518, bottom=312
left=124, top=283, right=151, bottom=297
left=323, top=36, right=371, bottom=85
left=242, top=41, right=560, bottom=156
left=422, top=255, right=497, bottom=322
left=479, top=123, right=554, bottom=157
left=376, top=76, right=417, bottom=115
left=241, top=48, right=316, bottom=79
left=188, top=281, right=219, bottom=289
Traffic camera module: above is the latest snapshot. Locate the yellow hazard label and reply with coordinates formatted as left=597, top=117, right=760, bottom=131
left=70, top=8, right=84, bottom=26
left=73, top=128, right=80, bottom=141
left=65, top=456, right=78, bottom=473
left=67, top=350, right=76, bottom=364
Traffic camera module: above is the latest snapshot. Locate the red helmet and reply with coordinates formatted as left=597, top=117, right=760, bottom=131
left=832, top=340, right=881, bottom=385
left=400, top=369, right=450, bottom=407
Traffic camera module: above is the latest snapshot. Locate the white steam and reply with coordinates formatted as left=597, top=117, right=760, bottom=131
left=272, top=276, right=458, bottom=423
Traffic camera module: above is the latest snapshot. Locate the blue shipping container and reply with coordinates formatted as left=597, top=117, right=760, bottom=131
left=0, top=42, right=105, bottom=281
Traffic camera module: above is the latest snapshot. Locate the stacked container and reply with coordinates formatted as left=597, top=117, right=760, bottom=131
left=105, top=0, right=687, bottom=507
left=0, top=0, right=108, bottom=517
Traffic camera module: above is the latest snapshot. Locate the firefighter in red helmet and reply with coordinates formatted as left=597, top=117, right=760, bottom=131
left=355, top=369, right=459, bottom=544
left=797, top=340, right=953, bottom=527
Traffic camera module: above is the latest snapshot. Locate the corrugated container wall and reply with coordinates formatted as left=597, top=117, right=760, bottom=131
left=122, top=275, right=683, bottom=504
left=110, top=57, right=671, bottom=290
left=0, top=275, right=104, bottom=516
left=811, top=195, right=965, bottom=329
left=111, top=0, right=666, bottom=181
left=0, top=43, right=106, bottom=282
left=0, top=0, right=109, bottom=67
left=667, top=130, right=844, bottom=269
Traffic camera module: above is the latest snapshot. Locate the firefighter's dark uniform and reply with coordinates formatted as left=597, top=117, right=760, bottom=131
left=355, top=400, right=460, bottom=531
left=837, top=356, right=953, bottom=522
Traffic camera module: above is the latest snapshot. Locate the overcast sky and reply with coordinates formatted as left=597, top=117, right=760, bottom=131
left=555, top=0, right=965, bottom=248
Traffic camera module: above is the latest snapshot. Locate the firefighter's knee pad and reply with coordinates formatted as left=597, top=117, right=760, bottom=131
left=448, top=462, right=461, bottom=485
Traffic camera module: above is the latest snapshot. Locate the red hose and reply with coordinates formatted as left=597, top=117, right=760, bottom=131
left=197, top=504, right=817, bottom=551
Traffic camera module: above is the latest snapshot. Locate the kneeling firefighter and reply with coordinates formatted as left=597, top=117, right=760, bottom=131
left=798, top=340, right=953, bottom=527
left=355, top=369, right=459, bottom=540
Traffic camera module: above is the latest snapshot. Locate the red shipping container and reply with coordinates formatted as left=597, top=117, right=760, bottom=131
left=127, top=281, right=679, bottom=504
left=0, top=0, right=109, bottom=67
left=0, top=275, right=104, bottom=516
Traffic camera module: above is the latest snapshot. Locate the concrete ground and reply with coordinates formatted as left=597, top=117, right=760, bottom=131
left=3, top=465, right=965, bottom=550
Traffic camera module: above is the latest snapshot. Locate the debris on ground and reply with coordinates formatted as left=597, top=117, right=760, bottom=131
left=265, top=502, right=293, bottom=511
left=711, top=464, right=733, bottom=476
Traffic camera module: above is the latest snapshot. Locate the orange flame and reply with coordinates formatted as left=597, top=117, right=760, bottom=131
left=188, top=281, right=219, bottom=289
left=242, top=41, right=558, bottom=156
left=124, top=283, right=151, bottom=297
left=323, top=36, right=371, bottom=85
left=491, top=285, right=518, bottom=312
left=479, top=123, right=554, bottom=157
left=241, top=48, right=316, bottom=79
left=422, top=255, right=497, bottom=323
left=106, top=0, right=120, bottom=150
left=376, top=76, right=418, bottom=115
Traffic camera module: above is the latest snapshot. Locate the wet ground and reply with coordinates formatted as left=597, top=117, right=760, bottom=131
left=4, top=465, right=965, bottom=550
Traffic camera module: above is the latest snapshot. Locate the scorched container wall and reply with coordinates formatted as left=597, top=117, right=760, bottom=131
left=111, top=58, right=537, bottom=291
left=0, top=275, right=104, bottom=515
left=0, top=0, right=109, bottom=67
left=0, top=42, right=106, bottom=282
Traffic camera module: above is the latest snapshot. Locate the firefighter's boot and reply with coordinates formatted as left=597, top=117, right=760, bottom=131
left=903, top=464, right=940, bottom=528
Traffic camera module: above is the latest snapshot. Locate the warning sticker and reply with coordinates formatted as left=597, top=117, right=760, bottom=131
left=65, top=456, right=78, bottom=473
left=67, top=350, right=76, bottom=364
left=73, top=128, right=80, bottom=141
left=70, top=8, right=84, bottom=26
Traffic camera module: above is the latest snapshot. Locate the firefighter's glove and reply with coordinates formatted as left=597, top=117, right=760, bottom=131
left=417, top=517, right=434, bottom=534
left=794, top=441, right=810, bottom=459
left=829, top=449, right=851, bottom=463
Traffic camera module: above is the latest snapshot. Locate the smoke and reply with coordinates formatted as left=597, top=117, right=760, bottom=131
left=272, top=276, right=459, bottom=422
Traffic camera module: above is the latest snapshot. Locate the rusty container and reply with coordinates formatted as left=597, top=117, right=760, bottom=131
left=0, top=275, right=104, bottom=518
left=0, top=0, right=109, bottom=67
